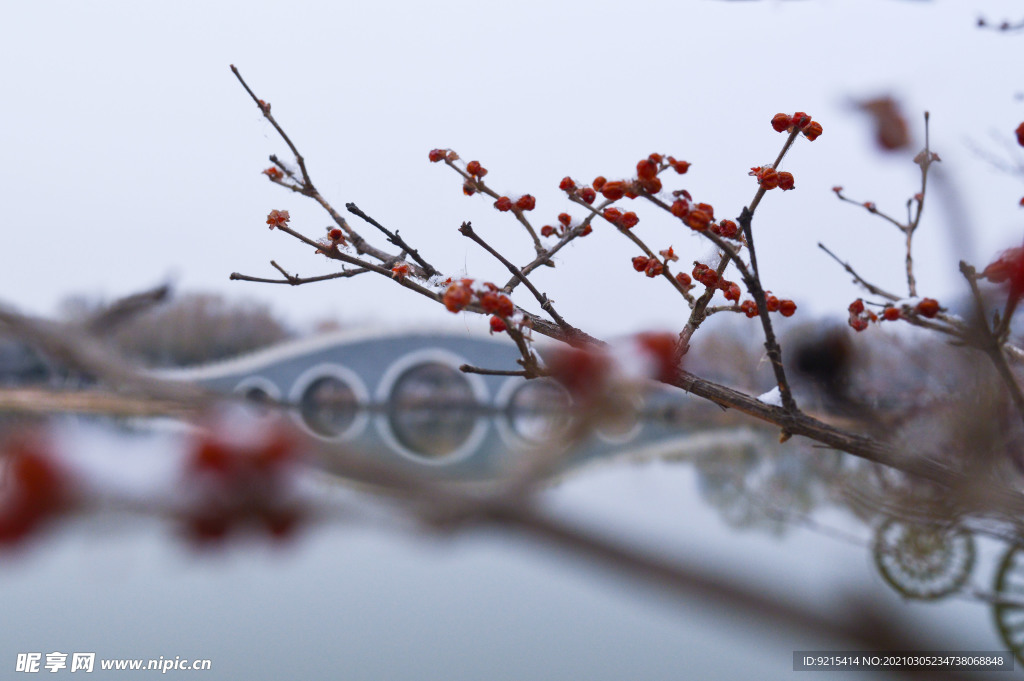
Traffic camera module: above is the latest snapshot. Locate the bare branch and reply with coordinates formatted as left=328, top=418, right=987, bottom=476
left=818, top=243, right=901, bottom=301
left=345, top=202, right=439, bottom=278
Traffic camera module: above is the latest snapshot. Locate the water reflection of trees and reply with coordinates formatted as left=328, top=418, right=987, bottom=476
left=673, top=416, right=1024, bottom=666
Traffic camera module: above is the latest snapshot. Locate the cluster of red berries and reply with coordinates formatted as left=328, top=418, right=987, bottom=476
left=428, top=148, right=456, bottom=163
left=848, top=298, right=940, bottom=331
left=442, top=280, right=515, bottom=333
left=541, top=212, right=589, bottom=238
left=184, top=421, right=306, bottom=544
left=631, top=247, right=682, bottom=279
left=0, top=432, right=70, bottom=546
left=669, top=192, right=717, bottom=232
left=749, top=166, right=795, bottom=191
left=632, top=255, right=664, bottom=278
left=602, top=207, right=639, bottom=230
left=266, top=209, right=290, bottom=229
left=494, top=195, right=536, bottom=213
left=739, top=293, right=797, bottom=319
left=848, top=299, right=876, bottom=331
left=558, top=176, right=598, bottom=205
left=462, top=159, right=488, bottom=196
left=557, top=154, right=690, bottom=208
left=771, top=112, right=823, bottom=141
left=689, top=264, right=752, bottom=306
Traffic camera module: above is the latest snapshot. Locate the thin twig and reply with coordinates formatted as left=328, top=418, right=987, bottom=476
left=818, top=243, right=901, bottom=301
left=458, top=222, right=577, bottom=336
left=345, top=203, right=439, bottom=278
left=230, top=265, right=369, bottom=286
left=737, top=206, right=797, bottom=417
left=443, top=158, right=546, bottom=258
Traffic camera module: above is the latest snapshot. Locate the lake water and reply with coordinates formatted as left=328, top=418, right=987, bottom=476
left=0, top=420, right=1011, bottom=680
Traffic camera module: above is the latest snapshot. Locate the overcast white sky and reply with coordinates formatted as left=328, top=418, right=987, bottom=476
left=4, top=0, right=1024, bottom=338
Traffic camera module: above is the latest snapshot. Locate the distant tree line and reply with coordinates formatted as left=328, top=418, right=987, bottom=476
left=59, top=292, right=294, bottom=368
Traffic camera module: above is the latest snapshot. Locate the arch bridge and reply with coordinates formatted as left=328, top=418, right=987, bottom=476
left=163, top=329, right=704, bottom=480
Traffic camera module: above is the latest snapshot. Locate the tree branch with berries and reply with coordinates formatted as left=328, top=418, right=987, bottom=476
left=227, top=65, right=1024, bottom=529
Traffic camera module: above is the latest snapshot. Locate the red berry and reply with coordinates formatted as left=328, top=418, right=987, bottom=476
left=848, top=299, right=865, bottom=315
left=1017, top=123, right=1024, bottom=147
left=601, top=181, right=627, bottom=201
left=849, top=316, right=869, bottom=332
left=645, top=260, right=664, bottom=278
left=802, top=121, right=823, bottom=141
left=778, top=299, right=796, bottom=317
left=620, top=212, right=639, bottom=229
left=724, top=283, right=741, bottom=302
left=771, top=113, right=791, bottom=133
left=765, top=295, right=780, bottom=312
left=541, top=225, right=556, bottom=237
left=429, top=149, right=446, bottom=163
left=592, top=176, right=607, bottom=191
left=266, top=209, right=290, bottom=229
left=777, top=171, right=795, bottom=191
left=463, top=182, right=476, bottom=196
left=692, top=263, right=718, bottom=287
left=580, top=187, right=596, bottom=204
left=639, top=177, right=662, bottom=194
left=489, top=316, right=507, bottom=334
left=915, top=298, right=940, bottom=318
left=494, top=196, right=513, bottom=212
left=686, top=210, right=711, bottom=231
left=670, top=200, right=690, bottom=219
left=603, top=207, right=623, bottom=223
left=648, top=153, right=663, bottom=164
left=559, top=176, right=576, bottom=192
left=758, top=167, right=779, bottom=190
left=716, top=219, right=739, bottom=240
left=515, top=194, right=536, bottom=211
left=882, top=306, right=900, bottom=321
left=636, top=159, right=658, bottom=181
left=667, top=156, right=690, bottom=174
left=466, top=160, right=488, bottom=178
left=740, top=300, right=758, bottom=318
left=443, top=281, right=473, bottom=313
left=675, top=272, right=692, bottom=288
left=632, top=255, right=649, bottom=272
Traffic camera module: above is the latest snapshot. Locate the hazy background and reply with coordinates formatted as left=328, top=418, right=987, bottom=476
left=3, top=0, right=1024, bottom=337
left=1, top=2, right=1021, bottom=678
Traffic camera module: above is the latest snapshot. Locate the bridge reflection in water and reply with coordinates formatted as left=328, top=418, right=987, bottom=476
left=163, top=329, right=692, bottom=480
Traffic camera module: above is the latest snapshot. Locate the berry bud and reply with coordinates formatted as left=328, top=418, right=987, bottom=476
left=515, top=194, right=536, bottom=211
left=771, top=113, right=791, bottom=133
